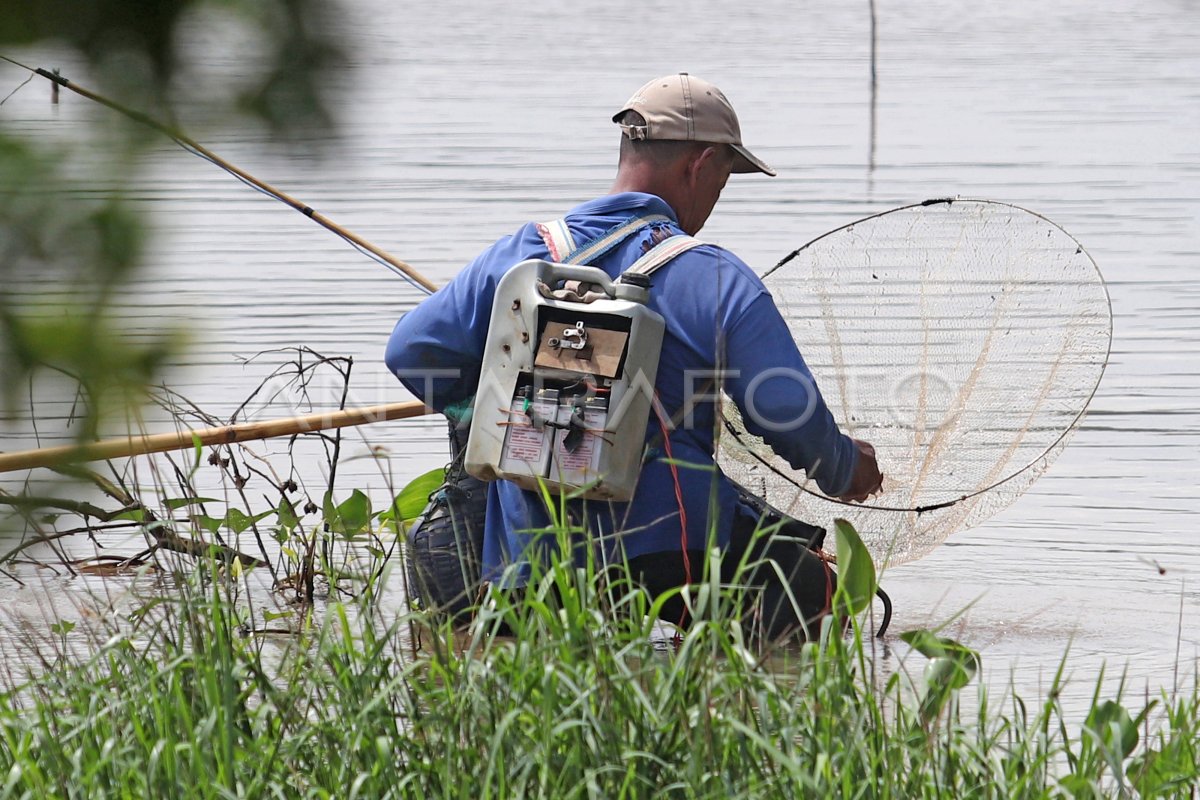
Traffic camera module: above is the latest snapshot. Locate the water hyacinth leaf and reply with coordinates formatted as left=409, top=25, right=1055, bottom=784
left=394, top=467, right=445, bottom=520
left=899, top=630, right=981, bottom=689
left=900, top=629, right=981, bottom=723
left=899, top=628, right=948, bottom=659
left=340, top=489, right=373, bottom=533
left=322, top=490, right=336, bottom=525
left=195, top=514, right=222, bottom=534
left=917, top=660, right=974, bottom=724
left=1085, top=699, right=1139, bottom=759
left=325, top=489, right=372, bottom=537
left=195, top=508, right=270, bottom=534
left=924, top=653, right=978, bottom=693
left=378, top=467, right=444, bottom=531
left=225, top=508, right=272, bottom=534
left=163, top=497, right=221, bottom=511
left=276, top=496, right=300, bottom=532
left=832, top=518, right=876, bottom=616
left=49, top=620, right=75, bottom=636
left=114, top=507, right=147, bottom=523
left=900, top=629, right=978, bottom=661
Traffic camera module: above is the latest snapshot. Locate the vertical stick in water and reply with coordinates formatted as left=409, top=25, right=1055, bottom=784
left=868, top=0, right=878, bottom=184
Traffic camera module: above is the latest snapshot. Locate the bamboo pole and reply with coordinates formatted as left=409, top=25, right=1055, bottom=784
left=0, top=400, right=431, bottom=474
left=0, top=57, right=444, bottom=474
left=1, top=56, right=439, bottom=294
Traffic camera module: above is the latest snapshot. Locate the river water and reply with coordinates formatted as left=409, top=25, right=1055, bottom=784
left=2, top=0, right=1198, bottom=717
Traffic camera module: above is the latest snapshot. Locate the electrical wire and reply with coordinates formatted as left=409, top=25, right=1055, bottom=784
left=652, top=394, right=692, bottom=631
left=0, top=73, right=32, bottom=106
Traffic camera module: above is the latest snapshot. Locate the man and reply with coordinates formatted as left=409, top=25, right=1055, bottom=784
left=386, top=73, right=882, bottom=638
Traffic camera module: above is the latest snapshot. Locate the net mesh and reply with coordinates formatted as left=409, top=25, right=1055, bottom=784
left=717, top=199, right=1112, bottom=565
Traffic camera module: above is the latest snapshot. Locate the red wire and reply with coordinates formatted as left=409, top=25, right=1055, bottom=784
left=652, top=394, right=691, bottom=629
left=820, top=557, right=834, bottom=617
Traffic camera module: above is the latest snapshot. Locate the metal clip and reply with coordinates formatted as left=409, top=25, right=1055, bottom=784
left=559, top=321, right=587, bottom=351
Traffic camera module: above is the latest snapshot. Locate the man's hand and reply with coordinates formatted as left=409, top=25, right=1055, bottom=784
left=838, top=439, right=883, bottom=503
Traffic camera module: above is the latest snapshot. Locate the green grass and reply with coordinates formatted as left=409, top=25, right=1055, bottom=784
left=0, top=521, right=1196, bottom=799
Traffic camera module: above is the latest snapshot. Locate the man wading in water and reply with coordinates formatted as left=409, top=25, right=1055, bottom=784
left=386, top=74, right=883, bottom=639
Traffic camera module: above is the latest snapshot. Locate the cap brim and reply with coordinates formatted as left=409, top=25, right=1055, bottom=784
left=731, top=144, right=776, bottom=177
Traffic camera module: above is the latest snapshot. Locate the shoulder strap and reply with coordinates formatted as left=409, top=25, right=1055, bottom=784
left=624, top=234, right=704, bottom=277
left=536, top=214, right=672, bottom=266
left=534, top=218, right=576, bottom=263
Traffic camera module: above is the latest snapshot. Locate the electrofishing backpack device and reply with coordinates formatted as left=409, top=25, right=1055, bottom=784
left=464, top=259, right=667, bottom=501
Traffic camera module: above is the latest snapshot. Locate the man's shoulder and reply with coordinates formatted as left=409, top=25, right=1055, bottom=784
left=459, top=222, right=546, bottom=277
left=670, top=241, right=768, bottom=293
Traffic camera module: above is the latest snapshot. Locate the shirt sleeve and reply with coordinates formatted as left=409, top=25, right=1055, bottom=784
left=384, top=237, right=514, bottom=411
left=721, top=292, right=858, bottom=497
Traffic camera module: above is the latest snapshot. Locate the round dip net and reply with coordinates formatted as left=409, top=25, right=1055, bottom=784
left=717, top=199, right=1112, bottom=566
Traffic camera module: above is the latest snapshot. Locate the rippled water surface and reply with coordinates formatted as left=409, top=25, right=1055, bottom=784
left=2, top=0, right=1198, bottom=714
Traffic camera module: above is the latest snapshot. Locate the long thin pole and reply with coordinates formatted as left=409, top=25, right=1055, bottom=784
left=0, top=56, right=442, bottom=474
left=868, top=0, right=878, bottom=182
left=0, top=400, right=430, bottom=474
left=0, top=55, right=438, bottom=294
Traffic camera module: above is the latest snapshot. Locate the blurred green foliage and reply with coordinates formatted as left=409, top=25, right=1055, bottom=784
left=0, top=0, right=347, bottom=440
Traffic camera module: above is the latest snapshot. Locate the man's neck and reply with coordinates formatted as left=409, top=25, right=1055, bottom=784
left=610, top=171, right=681, bottom=220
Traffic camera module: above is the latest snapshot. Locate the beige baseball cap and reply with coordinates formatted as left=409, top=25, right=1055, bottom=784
left=613, top=73, right=776, bottom=177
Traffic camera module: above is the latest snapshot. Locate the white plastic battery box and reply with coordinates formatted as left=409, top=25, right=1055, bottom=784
left=465, top=259, right=665, bottom=501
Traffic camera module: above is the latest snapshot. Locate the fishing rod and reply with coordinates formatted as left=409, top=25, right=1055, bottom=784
left=0, top=400, right=429, bottom=474
left=0, top=53, right=438, bottom=294
left=0, top=56, right=443, bottom=474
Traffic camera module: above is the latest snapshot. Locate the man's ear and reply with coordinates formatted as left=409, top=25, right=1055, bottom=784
left=683, top=145, right=718, bottom=184
left=696, top=145, right=721, bottom=169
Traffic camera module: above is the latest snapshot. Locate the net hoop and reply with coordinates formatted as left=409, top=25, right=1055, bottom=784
left=717, top=198, right=1112, bottom=563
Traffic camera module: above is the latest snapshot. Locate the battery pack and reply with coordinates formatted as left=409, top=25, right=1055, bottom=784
left=465, top=259, right=664, bottom=501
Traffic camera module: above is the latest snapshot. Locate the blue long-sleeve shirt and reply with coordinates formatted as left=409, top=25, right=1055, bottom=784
left=385, top=192, right=856, bottom=579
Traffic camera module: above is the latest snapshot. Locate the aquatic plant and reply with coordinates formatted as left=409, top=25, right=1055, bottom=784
left=0, top=514, right=1196, bottom=799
